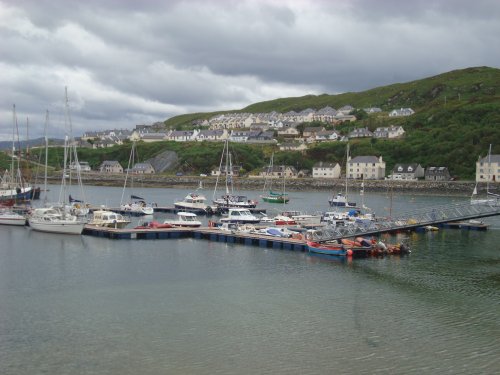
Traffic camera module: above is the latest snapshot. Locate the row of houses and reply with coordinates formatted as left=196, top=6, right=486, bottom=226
left=89, top=154, right=499, bottom=183
left=197, top=106, right=413, bottom=130
left=81, top=125, right=406, bottom=151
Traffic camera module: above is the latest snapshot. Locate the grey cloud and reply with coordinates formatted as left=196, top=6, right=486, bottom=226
left=1, top=0, right=500, bottom=140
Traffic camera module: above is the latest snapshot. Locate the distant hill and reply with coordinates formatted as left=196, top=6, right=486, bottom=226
left=164, top=66, right=500, bottom=126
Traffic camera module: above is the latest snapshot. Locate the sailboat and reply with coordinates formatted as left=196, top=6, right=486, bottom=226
left=28, top=109, right=86, bottom=235
left=471, top=144, right=500, bottom=206
left=329, top=144, right=357, bottom=208
left=260, top=153, right=289, bottom=204
left=120, top=141, right=154, bottom=215
left=0, top=105, right=36, bottom=203
left=212, top=139, right=258, bottom=210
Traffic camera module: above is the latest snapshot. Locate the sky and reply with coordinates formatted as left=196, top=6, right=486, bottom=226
left=1, top=0, right=499, bottom=141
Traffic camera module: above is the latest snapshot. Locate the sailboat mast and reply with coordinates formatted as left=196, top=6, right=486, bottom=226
left=43, top=111, right=49, bottom=205
left=213, top=139, right=226, bottom=200
left=345, top=143, right=350, bottom=199
left=487, top=144, right=492, bottom=193
left=11, top=105, right=16, bottom=187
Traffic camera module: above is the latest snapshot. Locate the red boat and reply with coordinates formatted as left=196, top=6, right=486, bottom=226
left=134, top=221, right=173, bottom=229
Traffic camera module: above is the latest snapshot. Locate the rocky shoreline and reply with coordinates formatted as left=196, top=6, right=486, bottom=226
left=43, top=173, right=492, bottom=196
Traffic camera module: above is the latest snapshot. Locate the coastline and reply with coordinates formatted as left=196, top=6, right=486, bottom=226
left=43, top=173, right=489, bottom=196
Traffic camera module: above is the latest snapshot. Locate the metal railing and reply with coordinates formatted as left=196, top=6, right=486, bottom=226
left=314, top=199, right=500, bottom=242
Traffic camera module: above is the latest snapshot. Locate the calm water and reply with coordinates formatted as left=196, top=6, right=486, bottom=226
left=1, top=185, right=499, bottom=374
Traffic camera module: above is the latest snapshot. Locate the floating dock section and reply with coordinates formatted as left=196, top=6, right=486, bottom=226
left=83, top=225, right=307, bottom=251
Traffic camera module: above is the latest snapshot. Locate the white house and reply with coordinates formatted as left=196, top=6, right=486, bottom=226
left=389, top=108, right=415, bottom=117
left=476, top=154, right=500, bottom=182
left=312, top=162, right=341, bottom=179
left=373, top=126, right=405, bottom=139
left=348, top=156, right=386, bottom=180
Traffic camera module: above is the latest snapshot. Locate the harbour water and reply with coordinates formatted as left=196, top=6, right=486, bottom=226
left=1, top=185, right=499, bottom=374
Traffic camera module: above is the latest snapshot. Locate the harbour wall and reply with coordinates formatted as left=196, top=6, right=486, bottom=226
left=43, top=173, right=493, bottom=196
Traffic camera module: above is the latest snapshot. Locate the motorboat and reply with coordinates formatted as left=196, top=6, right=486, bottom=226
left=163, top=212, right=202, bottom=228
left=121, top=196, right=155, bottom=216
left=328, top=192, right=357, bottom=208
left=28, top=206, right=85, bottom=235
left=88, top=210, right=131, bottom=229
left=174, top=192, right=210, bottom=214
left=219, top=208, right=261, bottom=224
left=213, top=194, right=258, bottom=210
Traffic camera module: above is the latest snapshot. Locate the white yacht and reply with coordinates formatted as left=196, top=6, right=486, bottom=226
left=28, top=206, right=85, bottom=234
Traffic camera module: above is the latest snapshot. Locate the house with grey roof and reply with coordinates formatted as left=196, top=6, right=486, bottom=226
left=99, top=160, right=123, bottom=174
left=348, top=127, right=373, bottom=139
left=348, top=156, right=386, bottom=180
left=389, top=163, right=424, bottom=180
left=313, top=130, right=341, bottom=142
left=312, top=162, right=341, bottom=179
left=140, top=132, right=168, bottom=142
left=425, top=167, right=451, bottom=181
left=131, top=162, right=155, bottom=174
left=303, top=127, right=324, bottom=138
left=258, top=165, right=298, bottom=179
left=167, top=130, right=199, bottom=142
left=197, top=129, right=228, bottom=141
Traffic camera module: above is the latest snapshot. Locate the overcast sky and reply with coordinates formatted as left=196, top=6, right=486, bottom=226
left=1, top=0, right=499, bottom=141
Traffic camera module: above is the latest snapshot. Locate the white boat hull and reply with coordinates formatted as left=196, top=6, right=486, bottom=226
left=0, top=214, right=26, bottom=226
left=28, top=219, right=85, bottom=234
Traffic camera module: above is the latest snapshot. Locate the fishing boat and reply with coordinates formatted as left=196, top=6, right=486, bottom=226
left=212, top=139, right=258, bottom=210
left=260, top=153, right=289, bottom=204
left=120, top=141, right=155, bottom=215
left=163, top=212, right=202, bottom=228
left=88, top=210, right=131, bottom=229
left=329, top=144, right=357, bottom=208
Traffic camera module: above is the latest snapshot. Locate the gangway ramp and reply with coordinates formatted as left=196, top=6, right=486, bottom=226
left=314, top=200, right=500, bottom=243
